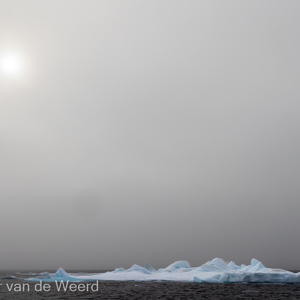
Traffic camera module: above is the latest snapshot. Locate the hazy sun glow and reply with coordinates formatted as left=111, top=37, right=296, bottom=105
left=0, top=52, right=24, bottom=77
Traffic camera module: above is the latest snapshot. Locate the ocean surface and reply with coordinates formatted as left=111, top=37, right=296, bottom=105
left=1, top=270, right=300, bottom=299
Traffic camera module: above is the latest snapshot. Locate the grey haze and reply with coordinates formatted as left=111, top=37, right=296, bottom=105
left=0, top=0, right=300, bottom=270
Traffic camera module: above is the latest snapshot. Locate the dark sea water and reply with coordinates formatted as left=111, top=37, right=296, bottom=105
left=1, top=270, right=300, bottom=299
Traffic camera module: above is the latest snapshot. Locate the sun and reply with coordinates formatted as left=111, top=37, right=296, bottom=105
left=0, top=52, right=24, bottom=77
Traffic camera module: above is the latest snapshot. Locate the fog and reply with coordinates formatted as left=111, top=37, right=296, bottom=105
left=0, top=0, right=300, bottom=270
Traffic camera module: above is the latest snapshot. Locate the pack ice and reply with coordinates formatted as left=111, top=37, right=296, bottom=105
left=27, top=258, right=300, bottom=283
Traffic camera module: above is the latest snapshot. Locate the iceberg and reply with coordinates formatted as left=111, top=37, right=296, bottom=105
left=28, top=268, right=95, bottom=282
left=27, top=258, right=300, bottom=283
left=1, top=276, right=17, bottom=279
left=16, top=272, right=48, bottom=276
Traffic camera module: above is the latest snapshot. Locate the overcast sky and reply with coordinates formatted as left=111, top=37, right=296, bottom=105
left=0, top=0, right=300, bottom=270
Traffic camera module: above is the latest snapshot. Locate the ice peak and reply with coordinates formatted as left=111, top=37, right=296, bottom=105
left=251, top=258, right=260, bottom=266
left=55, top=267, right=70, bottom=277
left=144, top=261, right=156, bottom=273
left=210, top=258, right=228, bottom=269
